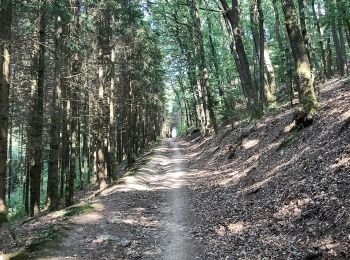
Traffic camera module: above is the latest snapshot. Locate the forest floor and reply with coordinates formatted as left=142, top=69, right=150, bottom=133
left=1, top=77, right=350, bottom=259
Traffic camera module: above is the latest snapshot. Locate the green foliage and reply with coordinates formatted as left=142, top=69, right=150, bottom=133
left=64, top=203, right=95, bottom=217
left=176, top=122, right=188, bottom=135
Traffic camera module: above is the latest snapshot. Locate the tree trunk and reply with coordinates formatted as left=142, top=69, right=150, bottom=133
left=281, top=0, right=318, bottom=118
left=219, top=0, right=260, bottom=116
left=326, top=31, right=333, bottom=77
left=66, top=0, right=81, bottom=206
left=189, top=0, right=217, bottom=133
left=311, top=0, right=327, bottom=78
left=338, top=27, right=348, bottom=75
left=258, top=0, right=266, bottom=109
left=264, top=47, right=277, bottom=103
left=0, top=0, right=12, bottom=224
left=108, top=44, right=117, bottom=180
left=331, top=21, right=345, bottom=76
left=47, top=4, right=63, bottom=211
left=96, top=10, right=109, bottom=190
left=60, top=68, right=69, bottom=200
left=7, top=118, right=12, bottom=202
left=28, top=2, right=46, bottom=216
left=207, top=17, right=227, bottom=112
left=297, top=0, right=312, bottom=66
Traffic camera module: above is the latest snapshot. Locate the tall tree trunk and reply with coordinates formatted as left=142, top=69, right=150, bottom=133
left=297, top=0, right=312, bottom=66
left=250, top=0, right=260, bottom=89
left=67, top=91, right=77, bottom=206
left=60, top=68, right=69, bottom=200
left=207, top=17, right=227, bottom=112
left=0, top=0, right=12, bottom=224
left=81, top=94, right=89, bottom=188
left=331, top=21, right=345, bottom=76
left=108, top=32, right=117, bottom=180
left=281, top=0, right=318, bottom=118
left=7, top=118, right=12, bottom=201
left=78, top=121, right=83, bottom=189
left=66, top=0, right=81, bottom=206
left=28, top=2, right=46, bottom=216
left=264, top=47, right=277, bottom=103
left=311, top=0, right=327, bottom=78
left=251, top=0, right=275, bottom=107
left=219, top=0, right=260, bottom=116
left=47, top=4, right=63, bottom=211
left=326, top=31, right=333, bottom=77
left=338, top=27, right=348, bottom=75
left=189, top=0, right=217, bottom=133
left=272, top=0, right=296, bottom=103
left=257, top=0, right=265, bottom=109
left=96, top=9, right=109, bottom=190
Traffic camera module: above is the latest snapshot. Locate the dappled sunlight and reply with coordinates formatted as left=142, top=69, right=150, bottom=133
left=340, top=110, right=350, bottom=122
left=122, top=215, right=160, bottom=228
left=329, top=156, right=350, bottom=170
left=241, top=176, right=273, bottom=195
left=318, top=237, right=342, bottom=257
left=219, top=170, right=247, bottom=187
left=72, top=212, right=104, bottom=225
left=242, top=138, right=260, bottom=149
left=215, top=221, right=251, bottom=236
left=70, top=203, right=105, bottom=225
left=244, top=154, right=260, bottom=164
left=96, top=141, right=191, bottom=195
left=283, top=121, right=295, bottom=133
left=274, top=198, right=312, bottom=220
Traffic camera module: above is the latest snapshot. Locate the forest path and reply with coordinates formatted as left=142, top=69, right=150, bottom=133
left=28, top=139, right=203, bottom=260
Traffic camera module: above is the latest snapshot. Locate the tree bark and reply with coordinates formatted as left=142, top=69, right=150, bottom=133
left=311, top=0, right=327, bottom=78
left=66, top=0, right=81, bottom=206
left=207, top=17, right=227, bottom=112
left=7, top=117, right=12, bottom=202
left=96, top=8, right=109, bottom=190
left=47, top=3, right=63, bottom=211
left=281, top=0, right=318, bottom=118
left=297, top=0, right=312, bottom=66
left=331, top=21, right=345, bottom=76
left=28, top=1, right=46, bottom=216
left=0, top=0, right=12, bottom=223
left=190, top=0, right=217, bottom=133
left=219, top=0, right=260, bottom=116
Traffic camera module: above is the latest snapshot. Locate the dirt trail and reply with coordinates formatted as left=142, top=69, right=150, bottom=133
left=13, top=139, right=202, bottom=260
left=159, top=141, right=193, bottom=260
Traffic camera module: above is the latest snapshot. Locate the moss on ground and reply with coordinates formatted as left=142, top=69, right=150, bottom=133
left=64, top=203, right=95, bottom=217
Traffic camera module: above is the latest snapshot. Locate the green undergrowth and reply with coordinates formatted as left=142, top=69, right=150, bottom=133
left=64, top=203, right=95, bottom=217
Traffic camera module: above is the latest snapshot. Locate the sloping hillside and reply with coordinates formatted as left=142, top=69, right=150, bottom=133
left=183, top=78, right=350, bottom=259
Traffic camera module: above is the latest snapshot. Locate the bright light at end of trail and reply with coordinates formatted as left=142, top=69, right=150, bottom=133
left=172, top=128, right=177, bottom=138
